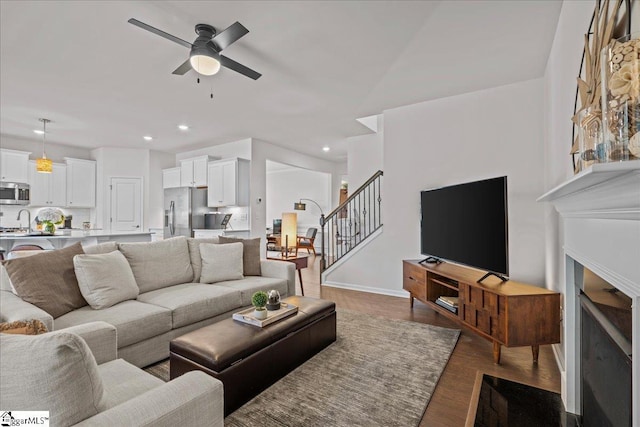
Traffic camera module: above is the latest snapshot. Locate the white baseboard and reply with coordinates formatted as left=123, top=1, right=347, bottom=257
left=322, top=280, right=409, bottom=298
left=551, top=342, right=568, bottom=410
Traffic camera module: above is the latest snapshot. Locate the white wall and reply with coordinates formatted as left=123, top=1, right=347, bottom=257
left=542, top=0, right=610, bottom=379
left=327, top=78, right=546, bottom=293
left=347, top=116, right=384, bottom=189
left=90, top=147, right=149, bottom=230
left=148, top=150, right=176, bottom=228
left=266, top=164, right=331, bottom=230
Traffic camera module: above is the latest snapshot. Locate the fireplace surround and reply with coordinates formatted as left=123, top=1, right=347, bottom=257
left=539, top=161, right=639, bottom=426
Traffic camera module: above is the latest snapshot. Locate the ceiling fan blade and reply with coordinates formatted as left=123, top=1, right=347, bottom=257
left=128, top=18, right=192, bottom=49
left=219, top=55, right=261, bottom=80
left=172, top=59, right=192, bottom=75
left=211, top=22, right=249, bottom=51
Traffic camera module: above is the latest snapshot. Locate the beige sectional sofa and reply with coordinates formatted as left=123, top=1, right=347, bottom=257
left=1, top=321, right=224, bottom=427
left=0, top=236, right=295, bottom=367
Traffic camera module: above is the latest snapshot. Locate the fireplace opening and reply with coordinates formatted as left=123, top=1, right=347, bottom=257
left=580, top=269, right=632, bottom=427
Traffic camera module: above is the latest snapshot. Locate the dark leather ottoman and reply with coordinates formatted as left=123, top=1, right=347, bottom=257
left=169, top=296, right=336, bottom=415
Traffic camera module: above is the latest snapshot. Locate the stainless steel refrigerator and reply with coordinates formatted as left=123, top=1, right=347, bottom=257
left=164, top=188, right=208, bottom=238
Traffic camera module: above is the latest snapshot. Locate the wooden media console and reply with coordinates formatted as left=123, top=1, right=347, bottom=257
left=403, top=260, right=560, bottom=364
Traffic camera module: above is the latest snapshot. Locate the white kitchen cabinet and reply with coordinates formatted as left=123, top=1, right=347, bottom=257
left=180, top=156, right=211, bottom=187
left=162, top=167, right=181, bottom=189
left=207, top=158, right=249, bottom=207
left=0, top=149, right=31, bottom=183
left=65, top=158, right=96, bottom=207
left=28, top=161, right=66, bottom=206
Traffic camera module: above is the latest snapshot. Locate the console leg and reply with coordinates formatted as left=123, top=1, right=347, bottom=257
left=410, top=295, right=414, bottom=308
left=493, top=341, right=501, bottom=364
left=532, top=345, right=539, bottom=363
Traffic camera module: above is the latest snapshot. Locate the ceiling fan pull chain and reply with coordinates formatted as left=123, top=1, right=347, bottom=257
left=197, top=77, right=200, bottom=84
left=210, top=81, right=213, bottom=99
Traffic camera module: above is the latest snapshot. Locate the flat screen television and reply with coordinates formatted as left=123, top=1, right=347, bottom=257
left=420, top=176, right=508, bottom=281
left=273, top=219, right=282, bottom=235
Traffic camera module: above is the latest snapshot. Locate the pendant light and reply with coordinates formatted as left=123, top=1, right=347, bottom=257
left=36, top=118, right=52, bottom=173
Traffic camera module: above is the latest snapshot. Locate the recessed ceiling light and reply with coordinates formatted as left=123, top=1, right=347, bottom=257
left=143, top=136, right=153, bottom=141
left=178, top=124, right=189, bottom=131
left=33, top=129, right=45, bottom=135
left=322, top=146, right=330, bottom=152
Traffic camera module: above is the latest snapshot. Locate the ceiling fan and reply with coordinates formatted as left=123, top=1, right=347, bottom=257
left=128, top=18, right=261, bottom=80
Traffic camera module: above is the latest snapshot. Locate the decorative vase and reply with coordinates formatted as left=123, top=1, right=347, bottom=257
left=253, top=308, right=267, bottom=320
left=266, top=289, right=281, bottom=311
left=577, top=107, right=604, bottom=170
left=44, top=222, right=55, bottom=234
left=600, top=33, right=640, bottom=162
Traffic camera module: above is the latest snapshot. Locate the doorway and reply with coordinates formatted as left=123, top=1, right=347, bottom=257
left=110, top=177, right=143, bottom=232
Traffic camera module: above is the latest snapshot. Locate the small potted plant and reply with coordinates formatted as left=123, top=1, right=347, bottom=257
left=251, top=291, right=268, bottom=320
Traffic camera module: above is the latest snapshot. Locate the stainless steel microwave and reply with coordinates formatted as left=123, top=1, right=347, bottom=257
left=0, top=182, right=30, bottom=205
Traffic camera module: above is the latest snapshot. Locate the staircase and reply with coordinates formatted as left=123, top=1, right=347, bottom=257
left=320, top=170, right=383, bottom=275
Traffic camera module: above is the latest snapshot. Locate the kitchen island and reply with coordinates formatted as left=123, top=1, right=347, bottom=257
left=0, top=230, right=153, bottom=252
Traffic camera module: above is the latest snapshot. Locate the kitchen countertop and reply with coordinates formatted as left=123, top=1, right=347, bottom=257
left=192, top=229, right=250, bottom=232
left=0, top=230, right=153, bottom=239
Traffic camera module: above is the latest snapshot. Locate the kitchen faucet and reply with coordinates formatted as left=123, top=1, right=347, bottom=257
left=17, top=209, right=31, bottom=233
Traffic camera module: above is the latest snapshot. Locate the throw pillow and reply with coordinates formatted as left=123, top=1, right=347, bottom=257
left=0, top=319, right=48, bottom=335
left=83, top=241, right=118, bottom=255
left=200, top=242, right=244, bottom=283
left=118, top=236, right=194, bottom=293
left=1, top=251, right=42, bottom=294
left=0, top=332, right=105, bottom=426
left=73, top=251, right=139, bottom=309
left=187, top=237, right=220, bottom=283
left=218, top=236, right=262, bottom=276
left=2, top=242, right=87, bottom=318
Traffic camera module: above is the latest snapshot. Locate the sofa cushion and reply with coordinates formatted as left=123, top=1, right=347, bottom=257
left=55, top=300, right=172, bottom=347
left=218, top=236, right=262, bottom=276
left=214, top=276, right=289, bottom=306
left=187, top=237, right=219, bottom=283
left=74, top=251, right=139, bottom=309
left=118, top=236, right=194, bottom=293
left=137, top=283, right=242, bottom=328
left=98, top=359, right=163, bottom=410
left=2, top=242, right=87, bottom=318
left=83, top=241, right=118, bottom=255
left=200, top=242, right=244, bottom=284
left=0, top=331, right=104, bottom=426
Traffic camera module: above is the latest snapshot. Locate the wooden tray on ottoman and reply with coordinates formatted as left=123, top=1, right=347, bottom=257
left=169, top=296, right=336, bottom=416
left=232, top=302, right=298, bottom=327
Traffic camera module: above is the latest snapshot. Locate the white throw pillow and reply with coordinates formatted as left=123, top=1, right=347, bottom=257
left=200, top=242, right=244, bottom=284
left=0, top=332, right=105, bottom=426
left=73, top=251, right=139, bottom=309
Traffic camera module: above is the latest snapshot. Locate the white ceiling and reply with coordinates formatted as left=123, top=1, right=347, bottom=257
left=0, top=1, right=562, bottom=161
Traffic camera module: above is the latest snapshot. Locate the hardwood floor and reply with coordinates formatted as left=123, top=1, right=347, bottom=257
left=296, top=253, right=561, bottom=427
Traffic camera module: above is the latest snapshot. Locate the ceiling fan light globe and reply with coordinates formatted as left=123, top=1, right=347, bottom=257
left=190, top=54, right=220, bottom=76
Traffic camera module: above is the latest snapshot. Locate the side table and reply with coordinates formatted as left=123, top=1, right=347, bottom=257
left=267, top=253, right=308, bottom=295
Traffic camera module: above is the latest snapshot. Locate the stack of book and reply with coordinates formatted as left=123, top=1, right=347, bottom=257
left=435, top=296, right=458, bottom=314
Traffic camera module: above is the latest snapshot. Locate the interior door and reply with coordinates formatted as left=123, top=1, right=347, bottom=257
left=110, top=177, right=142, bottom=232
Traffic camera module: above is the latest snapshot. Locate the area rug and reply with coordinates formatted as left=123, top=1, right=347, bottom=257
left=145, top=310, right=460, bottom=427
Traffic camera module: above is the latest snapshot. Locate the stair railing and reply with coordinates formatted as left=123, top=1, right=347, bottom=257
left=320, top=170, right=383, bottom=273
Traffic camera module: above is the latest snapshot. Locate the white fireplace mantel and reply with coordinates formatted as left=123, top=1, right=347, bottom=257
left=538, top=160, right=639, bottom=424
